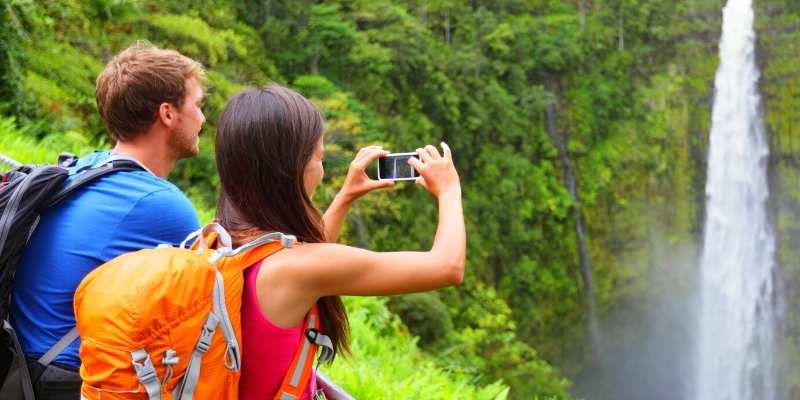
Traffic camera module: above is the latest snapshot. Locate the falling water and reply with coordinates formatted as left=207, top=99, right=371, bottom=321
left=695, top=0, right=778, bottom=399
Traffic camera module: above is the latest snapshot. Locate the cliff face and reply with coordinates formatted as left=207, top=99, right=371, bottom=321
left=575, top=0, right=800, bottom=396
left=575, top=0, right=720, bottom=309
left=757, top=0, right=800, bottom=395
left=570, top=1, right=721, bottom=396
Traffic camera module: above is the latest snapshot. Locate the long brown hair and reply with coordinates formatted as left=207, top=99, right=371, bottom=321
left=215, top=85, right=349, bottom=357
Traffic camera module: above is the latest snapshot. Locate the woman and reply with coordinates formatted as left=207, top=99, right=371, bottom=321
left=215, top=85, right=465, bottom=399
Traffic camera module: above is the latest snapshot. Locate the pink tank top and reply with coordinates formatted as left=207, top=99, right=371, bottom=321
left=239, top=260, right=316, bottom=400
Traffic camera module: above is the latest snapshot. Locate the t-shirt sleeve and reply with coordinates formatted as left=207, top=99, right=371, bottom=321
left=101, top=188, right=201, bottom=259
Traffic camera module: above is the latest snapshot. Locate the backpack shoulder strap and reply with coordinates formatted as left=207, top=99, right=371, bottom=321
left=200, top=229, right=297, bottom=271
left=46, top=159, right=143, bottom=207
left=274, top=304, right=334, bottom=400
left=0, top=166, right=66, bottom=252
left=230, top=234, right=297, bottom=269
left=2, top=319, right=36, bottom=400
left=36, top=326, right=79, bottom=367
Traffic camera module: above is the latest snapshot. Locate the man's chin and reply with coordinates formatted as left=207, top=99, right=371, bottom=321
left=175, top=145, right=200, bottom=160
left=185, top=139, right=201, bottom=158
left=186, top=146, right=200, bottom=158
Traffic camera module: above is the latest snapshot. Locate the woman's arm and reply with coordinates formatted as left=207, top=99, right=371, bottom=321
left=321, top=193, right=355, bottom=243
left=294, top=143, right=464, bottom=296
left=259, top=143, right=464, bottom=327
left=322, top=146, right=393, bottom=242
left=292, top=242, right=464, bottom=296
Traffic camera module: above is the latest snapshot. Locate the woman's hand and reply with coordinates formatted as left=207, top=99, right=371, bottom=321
left=338, top=145, right=394, bottom=203
left=408, top=142, right=461, bottom=198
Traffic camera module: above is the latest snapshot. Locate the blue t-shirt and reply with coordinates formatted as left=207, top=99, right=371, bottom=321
left=10, top=151, right=200, bottom=368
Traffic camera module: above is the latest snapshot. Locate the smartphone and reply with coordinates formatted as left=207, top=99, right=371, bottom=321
left=377, top=152, right=420, bottom=181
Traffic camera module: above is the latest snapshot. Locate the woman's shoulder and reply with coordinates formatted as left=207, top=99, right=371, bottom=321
left=268, top=242, right=356, bottom=265
left=261, top=241, right=370, bottom=280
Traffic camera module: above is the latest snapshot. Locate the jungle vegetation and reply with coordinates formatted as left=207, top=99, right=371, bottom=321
left=2, top=0, right=800, bottom=398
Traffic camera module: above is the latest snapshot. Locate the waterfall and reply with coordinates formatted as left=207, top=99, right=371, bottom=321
left=695, top=0, right=778, bottom=399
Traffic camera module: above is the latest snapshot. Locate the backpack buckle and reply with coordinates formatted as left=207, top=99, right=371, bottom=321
left=57, top=152, right=78, bottom=168
left=131, top=350, right=159, bottom=384
left=305, top=328, right=320, bottom=343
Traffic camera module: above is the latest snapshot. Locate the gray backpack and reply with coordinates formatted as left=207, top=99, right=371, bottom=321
left=0, top=153, right=142, bottom=400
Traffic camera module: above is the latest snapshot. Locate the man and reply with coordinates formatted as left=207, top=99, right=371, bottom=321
left=9, top=43, right=205, bottom=399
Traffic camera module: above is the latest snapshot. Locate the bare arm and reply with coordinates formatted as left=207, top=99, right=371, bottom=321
left=321, top=194, right=355, bottom=243
left=290, top=239, right=464, bottom=297
left=259, top=242, right=463, bottom=327
left=280, top=143, right=463, bottom=296
left=259, top=143, right=464, bottom=327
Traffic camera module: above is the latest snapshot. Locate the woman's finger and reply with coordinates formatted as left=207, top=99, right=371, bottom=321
left=416, top=148, right=432, bottom=163
left=370, top=179, right=395, bottom=189
left=354, top=148, right=388, bottom=169
left=354, top=145, right=382, bottom=161
left=424, top=144, right=442, bottom=160
left=408, top=155, right=425, bottom=171
left=361, top=149, right=387, bottom=169
left=353, top=147, right=371, bottom=163
left=441, top=142, right=452, bottom=160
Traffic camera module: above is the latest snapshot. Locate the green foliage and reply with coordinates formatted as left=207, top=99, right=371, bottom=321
left=8, top=0, right=793, bottom=397
left=322, top=296, right=510, bottom=400
left=436, top=283, right=571, bottom=398
left=0, top=116, right=94, bottom=164
left=388, top=292, right=454, bottom=347
left=148, top=14, right=246, bottom=66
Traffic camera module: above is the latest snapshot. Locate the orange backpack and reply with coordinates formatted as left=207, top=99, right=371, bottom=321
left=73, top=223, right=330, bottom=400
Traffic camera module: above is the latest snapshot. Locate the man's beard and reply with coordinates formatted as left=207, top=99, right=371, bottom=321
left=169, top=125, right=200, bottom=159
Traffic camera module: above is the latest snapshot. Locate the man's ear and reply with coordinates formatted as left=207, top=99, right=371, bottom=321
left=158, top=102, right=176, bottom=128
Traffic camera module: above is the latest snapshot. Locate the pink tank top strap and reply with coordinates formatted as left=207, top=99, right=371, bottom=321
left=239, top=260, right=316, bottom=400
